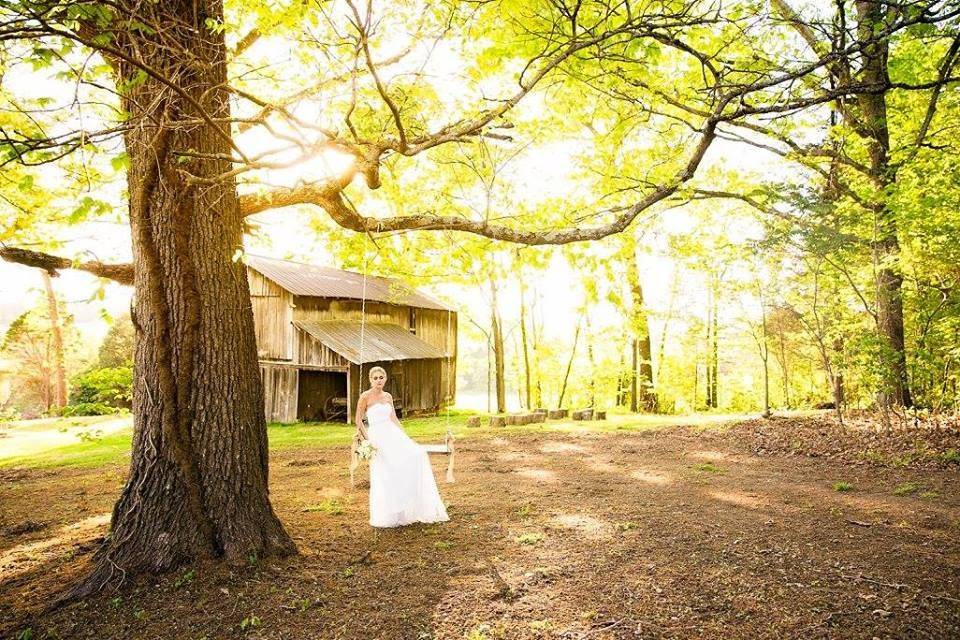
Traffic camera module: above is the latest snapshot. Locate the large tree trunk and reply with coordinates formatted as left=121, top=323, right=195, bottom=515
left=856, top=0, right=912, bottom=408
left=71, top=0, right=294, bottom=597
left=41, top=271, right=67, bottom=409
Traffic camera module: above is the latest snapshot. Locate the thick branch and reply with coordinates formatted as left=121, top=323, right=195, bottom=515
left=242, top=120, right=718, bottom=244
left=0, top=246, right=133, bottom=284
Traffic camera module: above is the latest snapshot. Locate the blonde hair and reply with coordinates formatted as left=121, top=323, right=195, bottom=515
left=368, top=366, right=387, bottom=381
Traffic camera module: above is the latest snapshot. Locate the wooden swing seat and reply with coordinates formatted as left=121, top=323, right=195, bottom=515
left=350, top=429, right=455, bottom=488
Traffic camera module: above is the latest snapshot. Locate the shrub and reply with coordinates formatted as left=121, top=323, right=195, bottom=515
left=59, top=402, right=118, bottom=417
left=69, top=366, right=133, bottom=409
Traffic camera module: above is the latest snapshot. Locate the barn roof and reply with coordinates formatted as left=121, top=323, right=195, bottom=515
left=295, top=321, right=449, bottom=364
left=245, top=255, right=453, bottom=311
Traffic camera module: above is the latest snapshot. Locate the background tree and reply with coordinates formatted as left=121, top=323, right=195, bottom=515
left=97, top=314, right=135, bottom=368
left=1, top=296, right=85, bottom=417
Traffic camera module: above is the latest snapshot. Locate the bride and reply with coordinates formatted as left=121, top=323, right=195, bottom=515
left=355, top=366, right=449, bottom=528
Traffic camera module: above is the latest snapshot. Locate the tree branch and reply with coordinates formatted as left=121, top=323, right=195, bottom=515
left=0, top=246, right=134, bottom=285
left=241, top=119, right=719, bottom=244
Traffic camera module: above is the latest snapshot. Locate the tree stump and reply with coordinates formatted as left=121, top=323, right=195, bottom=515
left=594, top=410, right=607, bottom=420
left=505, top=414, right=522, bottom=425
left=547, top=409, right=568, bottom=419
left=489, top=416, right=506, bottom=427
left=467, top=416, right=481, bottom=428
left=533, top=412, right=547, bottom=423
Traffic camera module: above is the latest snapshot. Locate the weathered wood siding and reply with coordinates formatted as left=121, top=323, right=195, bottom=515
left=296, top=328, right=351, bottom=368
left=416, top=308, right=458, bottom=405
left=349, top=358, right=445, bottom=419
left=249, top=269, right=294, bottom=360
left=261, top=364, right=297, bottom=423
left=294, top=298, right=409, bottom=327
left=415, top=308, right=458, bottom=357
left=294, top=298, right=457, bottom=358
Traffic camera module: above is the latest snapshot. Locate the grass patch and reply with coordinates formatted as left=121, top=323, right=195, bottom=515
left=515, top=533, right=544, bottom=545
left=0, top=430, right=134, bottom=469
left=302, top=498, right=345, bottom=515
left=857, top=449, right=918, bottom=468
left=938, top=449, right=960, bottom=465
left=615, top=521, right=639, bottom=532
left=465, top=625, right=493, bottom=640
left=893, top=482, right=922, bottom=496
left=692, top=462, right=723, bottom=473
left=1, top=410, right=764, bottom=470
left=433, top=540, right=455, bottom=550
left=832, top=481, right=854, bottom=492
left=529, top=620, right=552, bottom=632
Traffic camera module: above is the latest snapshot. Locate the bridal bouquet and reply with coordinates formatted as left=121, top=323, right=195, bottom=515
left=356, top=439, right=376, bottom=461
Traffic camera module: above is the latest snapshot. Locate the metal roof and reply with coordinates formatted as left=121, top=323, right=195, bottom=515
left=295, top=321, right=449, bottom=364
left=245, top=255, right=453, bottom=311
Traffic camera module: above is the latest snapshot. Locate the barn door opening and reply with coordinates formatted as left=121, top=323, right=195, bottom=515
left=297, top=371, right=347, bottom=422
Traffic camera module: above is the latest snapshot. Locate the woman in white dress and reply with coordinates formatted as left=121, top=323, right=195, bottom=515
left=355, top=366, right=449, bottom=528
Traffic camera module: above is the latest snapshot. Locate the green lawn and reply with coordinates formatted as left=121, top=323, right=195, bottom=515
left=0, top=409, right=757, bottom=470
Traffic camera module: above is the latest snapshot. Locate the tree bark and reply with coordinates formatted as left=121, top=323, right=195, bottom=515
left=856, top=0, right=912, bottom=408
left=705, top=273, right=719, bottom=409
left=710, top=277, right=719, bottom=408
left=519, top=281, right=531, bottom=410
left=69, top=0, right=294, bottom=597
left=777, top=333, right=790, bottom=408
left=531, top=290, right=544, bottom=409
left=760, top=299, right=771, bottom=418
left=490, top=278, right=506, bottom=414
left=557, top=316, right=582, bottom=409
left=625, top=238, right=656, bottom=411
left=586, top=314, right=595, bottom=408
left=41, top=271, right=67, bottom=409
left=832, top=337, right=846, bottom=423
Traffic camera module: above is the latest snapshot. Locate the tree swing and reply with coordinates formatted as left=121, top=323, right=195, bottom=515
left=349, top=231, right=456, bottom=487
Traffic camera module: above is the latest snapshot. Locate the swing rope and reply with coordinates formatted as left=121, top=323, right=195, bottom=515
left=350, top=232, right=370, bottom=488
left=349, top=231, right=456, bottom=487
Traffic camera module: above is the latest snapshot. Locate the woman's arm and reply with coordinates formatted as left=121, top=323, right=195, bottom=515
left=354, top=393, right=369, bottom=439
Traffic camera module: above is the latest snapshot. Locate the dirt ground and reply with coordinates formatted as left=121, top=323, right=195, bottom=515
left=2, top=419, right=959, bottom=639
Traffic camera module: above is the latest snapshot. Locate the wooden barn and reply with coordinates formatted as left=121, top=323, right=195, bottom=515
left=246, top=255, right=457, bottom=424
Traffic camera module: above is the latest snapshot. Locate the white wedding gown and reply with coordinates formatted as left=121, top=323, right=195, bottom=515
left=366, top=402, right=449, bottom=528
